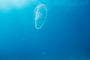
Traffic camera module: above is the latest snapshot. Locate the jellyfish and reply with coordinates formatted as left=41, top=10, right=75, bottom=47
left=34, top=4, right=47, bottom=29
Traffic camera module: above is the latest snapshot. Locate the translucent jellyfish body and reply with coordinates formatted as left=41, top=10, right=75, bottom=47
left=34, top=4, right=47, bottom=29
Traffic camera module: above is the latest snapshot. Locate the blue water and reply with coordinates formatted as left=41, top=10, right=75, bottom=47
left=0, top=0, right=90, bottom=60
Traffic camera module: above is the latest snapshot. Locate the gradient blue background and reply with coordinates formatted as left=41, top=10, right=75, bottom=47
left=0, top=0, right=90, bottom=60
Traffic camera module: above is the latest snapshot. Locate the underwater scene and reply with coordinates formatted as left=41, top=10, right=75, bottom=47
left=0, top=0, right=90, bottom=60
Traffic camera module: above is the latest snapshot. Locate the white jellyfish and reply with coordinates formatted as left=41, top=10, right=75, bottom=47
left=34, top=4, right=47, bottom=29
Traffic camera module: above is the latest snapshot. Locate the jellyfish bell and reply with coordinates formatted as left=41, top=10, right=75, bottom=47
left=34, top=4, right=47, bottom=29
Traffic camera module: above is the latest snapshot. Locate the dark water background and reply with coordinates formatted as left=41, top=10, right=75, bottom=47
left=0, top=0, right=90, bottom=60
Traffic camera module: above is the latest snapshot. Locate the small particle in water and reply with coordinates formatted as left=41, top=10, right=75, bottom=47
left=22, top=38, right=25, bottom=41
left=42, top=52, right=46, bottom=55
